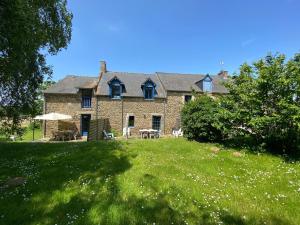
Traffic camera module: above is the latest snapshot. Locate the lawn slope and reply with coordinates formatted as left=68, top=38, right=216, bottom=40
left=0, top=139, right=299, bottom=225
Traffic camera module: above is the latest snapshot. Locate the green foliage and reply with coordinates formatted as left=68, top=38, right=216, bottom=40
left=182, top=53, right=300, bottom=154
left=28, top=121, right=41, bottom=130
left=223, top=53, right=300, bottom=153
left=0, top=0, right=72, bottom=135
left=33, top=80, right=56, bottom=115
left=181, top=95, right=225, bottom=141
left=111, top=128, right=121, bottom=137
left=0, top=120, right=25, bottom=139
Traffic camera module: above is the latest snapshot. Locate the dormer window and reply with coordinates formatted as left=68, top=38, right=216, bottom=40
left=202, top=75, right=213, bottom=93
left=111, top=83, right=121, bottom=98
left=108, top=77, right=123, bottom=99
left=142, top=79, right=156, bottom=100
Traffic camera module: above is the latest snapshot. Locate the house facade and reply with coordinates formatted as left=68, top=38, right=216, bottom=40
left=44, top=61, right=228, bottom=140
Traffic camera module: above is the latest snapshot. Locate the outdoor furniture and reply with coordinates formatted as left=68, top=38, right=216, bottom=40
left=72, top=130, right=80, bottom=140
left=149, top=131, right=156, bottom=139
left=123, top=127, right=131, bottom=137
left=139, top=129, right=160, bottom=139
left=155, top=130, right=161, bottom=138
left=139, top=129, right=149, bottom=139
left=172, top=128, right=183, bottom=138
left=103, top=130, right=115, bottom=140
left=34, top=113, right=72, bottom=121
left=34, top=112, right=72, bottom=141
left=9, top=135, right=17, bottom=142
left=52, top=130, right=74, bottom=141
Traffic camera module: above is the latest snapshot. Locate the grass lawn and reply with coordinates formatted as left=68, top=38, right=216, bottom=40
left=0, top=139, right=299, bottom=225
left=21, top=127, right=42, bottom=142
left=0, top=127, right=42, bottom=142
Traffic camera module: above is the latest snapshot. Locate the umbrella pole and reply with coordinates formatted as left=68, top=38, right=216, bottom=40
left=32, top=119, right=35, bottom=141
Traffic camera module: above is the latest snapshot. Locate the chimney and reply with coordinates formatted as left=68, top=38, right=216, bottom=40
left=100, top=61, right=107, bottom=73
left=218, top=70, right=228, bottom=79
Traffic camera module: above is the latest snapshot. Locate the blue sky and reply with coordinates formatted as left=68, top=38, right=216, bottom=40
left=47, top=0, right=300, bottom=81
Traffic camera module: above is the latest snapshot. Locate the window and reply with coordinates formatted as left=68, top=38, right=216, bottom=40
left=81, top=89, right=92, bottom=108
left=203, top=76, right=213, bottom=92
left=184, top=95, right=192, bottom=103
left=108, top=77, right=123, bottom=99
left=203, top=80, right=212, bottom=92
left=128, top=116, right=135, bottom=127
left=145, top=86, right=154, bottom=99
left=152, top=116, right=161, bottom=130
left=142, top=79, right=156, bottom=100
left=111, top=84, right=121, bottom=99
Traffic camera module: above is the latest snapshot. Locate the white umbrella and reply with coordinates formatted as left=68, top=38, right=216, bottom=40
left=34, top=112, right=72, bottom=121
left=33, top=113, right=72, bottom=141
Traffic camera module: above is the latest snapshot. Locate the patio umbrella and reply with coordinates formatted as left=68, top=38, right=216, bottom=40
left=34, top=112, right=72, bottom=121
left=33, top=113, right=72, bottom=140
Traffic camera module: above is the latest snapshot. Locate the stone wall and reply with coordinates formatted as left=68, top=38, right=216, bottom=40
left=97, top=97, right=123, bottom=134
left=164, top=91, right=191, bottom=134
left=97, top=96, right=165, bottom=136
left=44, top=91, right=195, bottom=139
left=44, top=93, right=96, bottom=138
left=123, top=97, right=165, bottom=135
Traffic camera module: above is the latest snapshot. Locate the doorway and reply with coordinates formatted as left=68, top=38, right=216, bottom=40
left=81, top=114, right=91, bottom=136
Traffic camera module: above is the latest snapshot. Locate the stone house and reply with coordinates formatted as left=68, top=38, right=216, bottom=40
left=44, top=61, right=228, bottom=140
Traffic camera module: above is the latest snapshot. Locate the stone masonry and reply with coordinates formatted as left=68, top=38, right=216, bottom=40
left=43, top=61, right=228, bottom=140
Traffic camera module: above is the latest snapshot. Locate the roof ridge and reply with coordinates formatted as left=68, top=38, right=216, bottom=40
left=106, top=71, right=155, bottom=76
left=65, top=74, right=98, bottom=78
left=156, top=72, right=206, bottom=76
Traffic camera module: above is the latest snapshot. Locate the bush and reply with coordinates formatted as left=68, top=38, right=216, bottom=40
left=181, top=95, right=225, bottom=142
left=111, top=129, right=121, bottom=137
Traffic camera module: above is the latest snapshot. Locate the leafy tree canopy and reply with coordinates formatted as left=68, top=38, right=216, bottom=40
left=225, top=53, right=300, bottom=153
left=0, top=0, right=72, bottom=135
left=182, top=53, right=300, bottom=154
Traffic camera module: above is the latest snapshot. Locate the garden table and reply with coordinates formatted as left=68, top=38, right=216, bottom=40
left=53, top=130, right=74, bottom=141
left=139, top=129, right=159, bottom=139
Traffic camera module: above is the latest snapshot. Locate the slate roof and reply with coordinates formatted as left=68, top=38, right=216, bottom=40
left=96, top=72, right=166, bottom=98
left=157, top=72, right=228, bottom=93
left=44, top=71, right=228, bottom=96
left=44, top=75, right=98, bottom=94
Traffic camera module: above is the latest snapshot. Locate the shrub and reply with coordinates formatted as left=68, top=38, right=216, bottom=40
left=181, top=95, right=225, bottom=142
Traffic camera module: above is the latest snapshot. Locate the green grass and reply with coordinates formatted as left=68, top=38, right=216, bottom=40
left=0, top=139, right=299, bottom=225
left=21, top=127, right=42, bottom=142
left=0, top=127, right=42, bottom=142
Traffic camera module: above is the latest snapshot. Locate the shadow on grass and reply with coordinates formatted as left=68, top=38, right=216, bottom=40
left=0, top=141, right=295, bottom=225
left=213, top=136, right=300, bottom=163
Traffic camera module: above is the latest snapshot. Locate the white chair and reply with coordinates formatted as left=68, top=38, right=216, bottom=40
left=103, top=130, right=115, bottom=140
left=154, top=130, right=161, bottom=138
left=10, top=135, right=17, bottom=141
left=178, top=128, right=183, bottom=137
left=172, top=128, right=183, bottom=138
left=123, top=127, right=131, bottom=137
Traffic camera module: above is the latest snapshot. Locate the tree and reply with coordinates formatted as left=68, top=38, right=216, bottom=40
left=181, top=53, right=300, bottom=154
left=0, top=0, right=72, bottom=135
left=224, top=53, right=300, bottom=153
left=34, top=80, right=56, bottom=116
